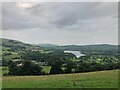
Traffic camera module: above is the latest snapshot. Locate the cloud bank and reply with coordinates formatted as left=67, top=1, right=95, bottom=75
left=2, top=2, right=118, bottom=45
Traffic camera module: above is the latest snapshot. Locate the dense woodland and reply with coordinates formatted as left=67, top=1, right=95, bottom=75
left=0, top=38, right=120, bottom=76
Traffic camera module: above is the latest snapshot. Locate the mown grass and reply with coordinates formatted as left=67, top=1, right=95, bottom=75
left=2, top=70, right=119, bottom=88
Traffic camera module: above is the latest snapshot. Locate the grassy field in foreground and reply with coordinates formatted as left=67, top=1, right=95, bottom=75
left=2, top=70, right=119, bottom=88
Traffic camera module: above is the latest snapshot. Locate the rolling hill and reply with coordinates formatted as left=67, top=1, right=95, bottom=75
left=38, top=43, right=118, bottom=54
left=1, top=38, right=118, bottom=54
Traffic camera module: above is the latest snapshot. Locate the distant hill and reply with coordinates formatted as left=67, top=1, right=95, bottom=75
left=38, top=44, right=118, bottom=54
left=1, top=38, right=44, bottom=52
left=1, top=38, right=119, bottom=66
left=1, top=38, right=31, bottom=47
left=1, top=38, right=118, bottom=54
left=38, top=43, right=59, bottom=48
left=62, top=44, right=118, bottom=53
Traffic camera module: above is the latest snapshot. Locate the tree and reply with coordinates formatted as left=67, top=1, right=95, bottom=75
left=31, top=63, right=44, bottom=75
left=20, top=61, right=43, bottom=75
left=64, top=61, right=75, bottom=73
left=8, top=61, right=44, bottom=76
left=8, top=60, right=19, bottom=75
left=75, top=62, right=90, bottom=73
left=50, top=60, right=63, bottom=74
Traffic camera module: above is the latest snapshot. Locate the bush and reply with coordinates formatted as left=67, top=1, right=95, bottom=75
left=50, top=60, right=63, bottom=74
left=8, top=61, right=44, bottom=76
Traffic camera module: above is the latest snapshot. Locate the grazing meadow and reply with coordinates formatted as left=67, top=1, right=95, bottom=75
left=2, top=70, right=118, bottom=88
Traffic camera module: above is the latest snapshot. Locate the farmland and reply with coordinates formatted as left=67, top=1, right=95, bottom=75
left=2, top=70, right=118, bottom=88
left=1, top=2, right=120, bottom=89
left=1, top=38, right=119, bottom=88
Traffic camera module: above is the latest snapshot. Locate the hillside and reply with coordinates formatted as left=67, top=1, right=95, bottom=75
left=38, top=44, right=118, bottom=54
left=1, top=38, right=119, bottom=68
left=1, top=38, right=119, bottom=88
left=1, top=38, right=44, bottom=51
left=38, top=43, right=59, bottom=48
left=1, top=38, right=118, bottom=53
left=62, top=44, right=118, bottom=54
left=1, top=38, right=48, bottom=65
left=2, top=70, right=118, bottom=88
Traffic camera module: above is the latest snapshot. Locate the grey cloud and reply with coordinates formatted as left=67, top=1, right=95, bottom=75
left=2, top=2, right=118, bottom=30
left=2, top=2, right=36, bottom=30
left=2, top=2, right=118, bottom=45
left=27, top=2, right=117, bottom=29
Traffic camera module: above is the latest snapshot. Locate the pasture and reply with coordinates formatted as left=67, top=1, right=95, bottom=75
left=41, top=66, right=51, bottom=74
left=2, top=70, right=118, bottom=88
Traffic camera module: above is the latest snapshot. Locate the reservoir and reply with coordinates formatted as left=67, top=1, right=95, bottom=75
left=64, top=51, right=85, bottom=58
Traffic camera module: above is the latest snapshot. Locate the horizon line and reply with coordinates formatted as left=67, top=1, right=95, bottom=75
left=0, top=37, right=118, bottom=46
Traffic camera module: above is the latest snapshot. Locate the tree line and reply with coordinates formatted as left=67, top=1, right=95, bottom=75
left=6, top=59, right=119, bottom=76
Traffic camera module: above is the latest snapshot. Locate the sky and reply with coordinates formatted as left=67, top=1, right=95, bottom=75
left=1, top=2, right=118, bottom=45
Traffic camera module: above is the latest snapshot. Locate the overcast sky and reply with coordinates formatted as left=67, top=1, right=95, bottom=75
left=1, top=2, right=118, bottom=45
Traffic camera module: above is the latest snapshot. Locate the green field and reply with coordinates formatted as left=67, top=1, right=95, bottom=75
left=41, top=66, right=51, bottom=73
left=2, top=66, right=9, bottom=75
left=2, top=70, right=118, bottom=88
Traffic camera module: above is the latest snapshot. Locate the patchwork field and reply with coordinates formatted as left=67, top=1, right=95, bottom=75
left=2, top=70, right=119, bottom=88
